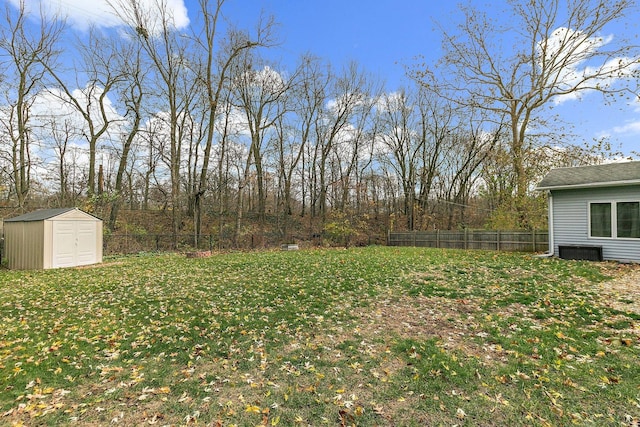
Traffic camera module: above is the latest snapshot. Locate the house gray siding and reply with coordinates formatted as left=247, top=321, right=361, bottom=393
left=551, top=186, right=640, bottom=262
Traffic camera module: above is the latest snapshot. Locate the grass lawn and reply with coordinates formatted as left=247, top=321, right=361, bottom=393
left=1, top=246, right=639, bottom=426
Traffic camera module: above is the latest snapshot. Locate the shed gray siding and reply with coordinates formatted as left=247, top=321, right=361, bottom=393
left=4, top=208, right=102, bottom=270
left=551, top=186, right=640, bottom=262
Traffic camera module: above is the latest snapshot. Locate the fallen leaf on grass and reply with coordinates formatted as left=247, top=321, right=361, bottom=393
left=245, top=405, right=260, bottom=413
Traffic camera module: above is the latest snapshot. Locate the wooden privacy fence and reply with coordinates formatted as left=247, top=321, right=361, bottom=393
left=388, top=230, right=549, bottom=253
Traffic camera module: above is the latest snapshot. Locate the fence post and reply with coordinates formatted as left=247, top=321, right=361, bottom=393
left=532, top=229, right=536, bottom=252
left=464, top=228, right=468, bottom=250
left=497, top=230, right=500, bottom=251
left=412, top=231, right=416, bottom=247
left=436, top=229, right=440, bottom=248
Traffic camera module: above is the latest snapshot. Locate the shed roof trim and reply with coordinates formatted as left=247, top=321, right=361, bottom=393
left=4, top=208, right=98, bottom=222
left=536, top=161, right=640, bottom=191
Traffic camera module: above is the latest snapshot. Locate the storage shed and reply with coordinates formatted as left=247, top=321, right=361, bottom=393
left=537, top=161, right=640, bottom=263
left=4, top=208, right=102, bottom=270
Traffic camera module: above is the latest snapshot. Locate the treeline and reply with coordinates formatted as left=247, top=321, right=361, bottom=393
left=0, top=0, right=636, bottom=246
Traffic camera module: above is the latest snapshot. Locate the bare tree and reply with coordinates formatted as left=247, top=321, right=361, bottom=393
left=137, top=117, right=163, bottom=211
left=212, top=90, right=236, bottom=247
left=377, top=85, right=471, bottom=230
left=109, top=0, right=199, bottom=246
left=108, top=41, right=146, bottom=230
left=42, top=27, right=127, bottom=201
left=276, top=55, right=327, bottom=240
left=190, top=1, right=275, bottom=240
left=331, top=74, right=380, bottom=212
left=314, top=62, right=371, bottom=220
left=376, top=89, right=423, bottom=229
left=413, top=0, right=640, bottom=227
left=0, top=1, right=65, bottom=209
left=46, top=117, right=77, bottom=205
left=414, top=86, right=456, bottom=229
left=231, top=56, right=290, bottom=228
left=440, top=116, right=502, bottom=229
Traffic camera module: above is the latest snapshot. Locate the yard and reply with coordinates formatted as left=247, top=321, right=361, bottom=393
left=0, top=247, right=639, bottom=426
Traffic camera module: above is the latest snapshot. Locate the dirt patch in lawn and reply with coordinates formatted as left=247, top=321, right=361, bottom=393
left=74, top=261, right=125, bottom=269
left=351, top=295, right=500, bottom=362
left=598, top=263, right=640, bottom=316
left=355, top=295, right=480, bottom=341
left=351, top=263, right=640, bottom=363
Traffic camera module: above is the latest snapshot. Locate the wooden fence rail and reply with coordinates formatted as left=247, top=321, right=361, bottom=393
left=387, top=230, right=549, bottom=253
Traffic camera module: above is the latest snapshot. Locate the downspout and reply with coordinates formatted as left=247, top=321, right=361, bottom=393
left=537, top=190, right=554, bottom=257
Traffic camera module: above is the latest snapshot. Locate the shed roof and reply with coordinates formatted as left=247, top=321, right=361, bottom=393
left=4, top=208, right=97, bottom=222
left=536, top=161, right=640, bottom=191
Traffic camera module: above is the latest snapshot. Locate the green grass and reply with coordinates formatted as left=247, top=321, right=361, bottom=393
left=0, top=247, right=639, bottom=426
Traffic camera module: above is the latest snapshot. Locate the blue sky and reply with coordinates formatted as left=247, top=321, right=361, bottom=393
left=218, top=0, right=458, bottom=90
left=11, top=0, right=640, bottom=156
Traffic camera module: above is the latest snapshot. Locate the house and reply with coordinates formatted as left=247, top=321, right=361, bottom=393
left=3, top=207, right=103, bottom=270
left=537, top=161, right=640, bottom=262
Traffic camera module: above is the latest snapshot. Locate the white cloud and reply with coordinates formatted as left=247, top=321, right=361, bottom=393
left=375, top=91, right=405, bottom=113
left=229, top=66, right=288, bottom=137
left=250, top=66, right=286, bottom=93
left=541, top=27, right=613, bottom=67
left=538, top=27, right=640, bottom=105
left=612, top=121, right=640, bottom=135
left=326, top=92, right=367, bottom=115
left=8, top=0, right=190, bottom=32
left=30, top=85, right=126, bottom=145
left=225, top=107, right=252, bottom=137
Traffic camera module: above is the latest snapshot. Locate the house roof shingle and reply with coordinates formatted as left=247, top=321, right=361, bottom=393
left=537, top=161, right=640, bottom=191
left=5, top=208, right=78, bottom=222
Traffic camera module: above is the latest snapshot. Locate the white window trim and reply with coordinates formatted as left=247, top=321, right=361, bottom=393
left=588, top=199, right=640, bottom=240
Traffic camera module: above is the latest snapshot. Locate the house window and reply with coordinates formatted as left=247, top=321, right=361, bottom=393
left=590, top=203, right=612, bottom=237
left=590, top=201, right=640, bottom=239
left=617, top=202, right=640, bottom=238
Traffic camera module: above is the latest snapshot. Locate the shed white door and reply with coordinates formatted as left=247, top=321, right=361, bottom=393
left=52, top=221, right=97, bottom=268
